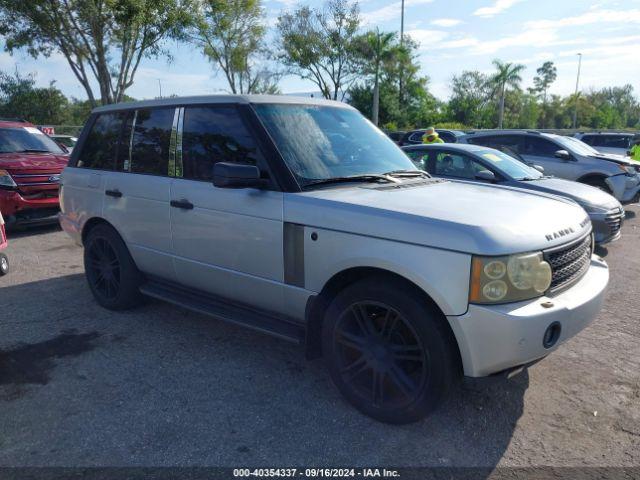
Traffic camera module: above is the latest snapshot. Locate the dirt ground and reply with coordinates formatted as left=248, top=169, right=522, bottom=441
left=0, top=206, right=639, bottom=468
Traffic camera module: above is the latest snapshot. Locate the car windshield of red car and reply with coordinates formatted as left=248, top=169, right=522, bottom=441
left=0, top=127, right=65, bottom=154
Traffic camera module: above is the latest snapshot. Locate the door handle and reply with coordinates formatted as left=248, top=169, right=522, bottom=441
left=105, top=189, right=122, bottom=198
left=170, top=199, right=194, bottom=210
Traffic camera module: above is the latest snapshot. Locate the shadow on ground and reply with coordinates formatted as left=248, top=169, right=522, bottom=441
left=0, top=274, right=527, bottom=468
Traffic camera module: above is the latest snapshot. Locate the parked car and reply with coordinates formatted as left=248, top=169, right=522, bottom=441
left=384, top=130, right=406, bottom=145
left=400, top=128, right=465, bottom=145
left=459, top=130, right=640, bottom=204
left=0, top=118, right=69, bottom=226
left=573, top=132, right=636, bottom=157
left=61, top=96, right=608, bottom=424
left=0, top=210, right=8, bottom=276
left=403, top=143, right=625, bottom=245
left=50, top=134, right=78, bottom=152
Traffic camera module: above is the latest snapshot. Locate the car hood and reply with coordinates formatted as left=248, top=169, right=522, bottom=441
left=521, top=177, right=621, bottom=210
left=588, top=152, right=635, bottom=165
left=0, top=152, right=69, bottom=170
left=284, top=180, right=591, bottom=256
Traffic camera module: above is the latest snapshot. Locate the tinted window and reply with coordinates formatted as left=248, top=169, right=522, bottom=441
left=523, top=136, right=559, bottom=156
left=404, top=149, right=428, bottom=169
left=130, top=108, right=174, bottom=175
left=433, top=151, right=486, bottom=179
left=438, top=131, right=455, bottom=143
left=581, top=135, right=599, bottom=146
left=182, top=106, right=261, bottom=182
left=77, top=113, right=126, bottom=169
left=467, top=135, right=525, bottom=153
left=408, top=131, right=424, bottom=143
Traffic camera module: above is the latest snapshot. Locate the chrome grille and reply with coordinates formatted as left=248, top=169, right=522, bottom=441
left=545, top=235, right=592, bottom=293
left=604, top=208, right=624, bottom=236
left=9, top=169, right=61, bottom=196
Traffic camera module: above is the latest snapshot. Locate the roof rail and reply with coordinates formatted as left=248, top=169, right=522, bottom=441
left=525, top=130, right=541, bottom=135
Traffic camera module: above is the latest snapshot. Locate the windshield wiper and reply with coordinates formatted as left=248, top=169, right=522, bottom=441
left=16, top=149, right=51, bottom=153
left=303, top=174, right=400, bottom=188
left=383, top=169, right=431, bottom=178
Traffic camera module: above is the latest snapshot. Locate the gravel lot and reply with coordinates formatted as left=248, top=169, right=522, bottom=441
left=0, top=206, right=639, bottom=468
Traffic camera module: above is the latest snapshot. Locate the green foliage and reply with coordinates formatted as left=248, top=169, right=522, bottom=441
left=0, top=70, right=69, bottom=125
left=490, top=59, right=526, bottom=128
left=277, top=0, right=361, bottom=100
left=447, top=70, right=495, bottom=128
left=194, top=0, right=279, bottom=94
left=0, top=0, right=196, bottom=106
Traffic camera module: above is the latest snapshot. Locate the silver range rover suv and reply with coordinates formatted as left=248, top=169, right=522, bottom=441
left=60, top=96, right=609, bottom=424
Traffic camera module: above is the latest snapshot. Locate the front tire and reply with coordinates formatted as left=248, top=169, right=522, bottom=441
left=0, top=253, right=8, bottom=276
left=84, top=224, right=142, bottom=310
left=322, top=277, right=459, bottom=424
left=582, top=177, right=612, bottom=194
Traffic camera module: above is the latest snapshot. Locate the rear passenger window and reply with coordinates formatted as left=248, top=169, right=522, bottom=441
left=77, top=113, right=124, bottom=170
left=130, top=108, right=174, bottom=175
left=182, top=106, right=261, bottom=182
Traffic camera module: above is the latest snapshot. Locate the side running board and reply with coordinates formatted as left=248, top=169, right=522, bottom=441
left=139, top=281, right=305, bottom=344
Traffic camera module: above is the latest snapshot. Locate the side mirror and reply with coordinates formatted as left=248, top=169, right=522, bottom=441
left=213, top=162, right=267, bottom=189
left=554, top=149, right=572, bottom=160
left=533, top=164, right=545, bottom=173
left=475, top=170, right=496, bottom=182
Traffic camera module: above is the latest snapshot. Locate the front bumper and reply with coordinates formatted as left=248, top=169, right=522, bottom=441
left=590, top=208, right=625, bottom=245
left=607, top=173, right=640, bottom=204
left=448, top=256, right=609, bottom=377
left=0, top=189, right=60, bottom=225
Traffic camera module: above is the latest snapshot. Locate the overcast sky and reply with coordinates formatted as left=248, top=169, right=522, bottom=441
left=1, top=0, right=639, bottom=101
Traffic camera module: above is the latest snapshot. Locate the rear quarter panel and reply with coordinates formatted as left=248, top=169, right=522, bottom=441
left=60, top=167, right=105, bottom=244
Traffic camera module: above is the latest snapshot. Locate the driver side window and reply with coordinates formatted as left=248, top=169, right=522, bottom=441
left=433, top=152, right=486, bottom=179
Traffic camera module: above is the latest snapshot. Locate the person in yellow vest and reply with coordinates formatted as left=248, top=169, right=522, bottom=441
left=628, top=136, right=640, bottom=162
left=422, top=127, right=444, bottom=144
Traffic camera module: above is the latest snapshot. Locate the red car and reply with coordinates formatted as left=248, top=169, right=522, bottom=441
left=0, top=118, right=69, bottom=227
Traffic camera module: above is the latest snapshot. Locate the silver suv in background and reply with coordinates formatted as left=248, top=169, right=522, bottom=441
left=459, top=130, right=640, bottom=203
left=573, top=132, right=636, bottom=157
left=60, top=96, right=608, bottom=424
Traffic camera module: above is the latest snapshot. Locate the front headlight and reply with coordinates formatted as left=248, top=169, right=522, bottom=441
left=0, top=169, right=17, bottom=189
left=470, top=252, right=552, bottom=304
left=618, top=164, right=638, bottom=176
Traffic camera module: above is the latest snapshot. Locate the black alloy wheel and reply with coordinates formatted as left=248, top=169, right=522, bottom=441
left=334, top=301, right=428, bottom=411
left=83, top=224, right=142, bottom=310
left=86, top=237, right=121, bottom=300
left=322, top=276, right=459, bottom=424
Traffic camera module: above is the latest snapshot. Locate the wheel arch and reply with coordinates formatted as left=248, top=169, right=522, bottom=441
left=81, top=216, right=121, bottom=245
left=304, top=266, right=463, bottom=373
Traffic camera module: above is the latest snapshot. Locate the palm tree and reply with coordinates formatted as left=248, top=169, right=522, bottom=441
left=360, top=29, right=397, bottom=126
left=491, top=59, right=526, bottom=128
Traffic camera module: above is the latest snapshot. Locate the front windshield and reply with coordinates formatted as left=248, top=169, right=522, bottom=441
left=552, top=135, right=600, bottom=156
left=253, top=104, right=417, bottom=186
left=0, top=127, right=65, bottom=154
left=477, top=149, right=542, bottom=180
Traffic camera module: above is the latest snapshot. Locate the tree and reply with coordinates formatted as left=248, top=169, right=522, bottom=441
left=355, top=29, right=396, bottom=125
left=0, top=70, right=69, bottom=124
left=490, top=59, right=525, bottom=128
left=447, top=70, right=494, bottom=128
left=193, top=0, right=279, bottom=94
left=0, top=0, right=195, bottom=107
left=277, top=0, right=361, bottom=101
left=349, top=36, right=438, bottom=129
left=532, top=61, right=557, bottom=128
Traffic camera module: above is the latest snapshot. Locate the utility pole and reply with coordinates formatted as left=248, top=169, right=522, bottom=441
left=399, top=0, right=405, bottom=106
left=572, top=53, right=582, bottom=129
left=157, top=78, right=163, bottom=99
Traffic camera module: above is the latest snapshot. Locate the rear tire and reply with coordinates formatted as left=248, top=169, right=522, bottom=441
left=321, top=276, right=459, bottom=424
left=0, top=253, right=8, bottom=276
left=84, top=224, right=142, bottom=310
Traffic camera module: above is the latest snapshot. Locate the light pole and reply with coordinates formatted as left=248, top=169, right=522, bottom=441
left=157, top=78, right=163, bottom=99
left=572, top=53, right=582, bottom=129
